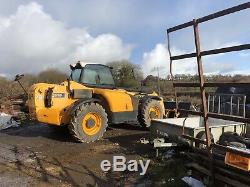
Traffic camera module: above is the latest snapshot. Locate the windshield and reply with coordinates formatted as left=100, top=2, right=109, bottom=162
left=70, top=64, right=115, bottom=86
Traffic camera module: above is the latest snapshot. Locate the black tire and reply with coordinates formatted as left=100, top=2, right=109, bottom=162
left=138, top=99, right=164, bottom=128
left=68, top=102, right=108, bottom=143
left=219, top=132, right=240, bottom=146
left=219, top=132, right=249, bottom=148
left=228, top=142, right=246, bottom=149
left=195, top=131, right=214, bottom=149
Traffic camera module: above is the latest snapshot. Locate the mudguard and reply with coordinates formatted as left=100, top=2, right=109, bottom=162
left=69, top=98, right=101, bottom=116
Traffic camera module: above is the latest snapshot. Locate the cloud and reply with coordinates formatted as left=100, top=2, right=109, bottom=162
left=226, top=69, right=250, bottom=75
left=142, top=43, right=197, bottom=77
left=239, top=52, right=250, bottom=57
left=203, top=61, right=235, bottom=75
left=74, top=34, right=131, bottom=63
left=0, top=2, right=132, bottom=76
left=141, top=42, right=249, bottom=77
left=140, top=1, right=250, bottom=77
left=0, top=73, right=6, bottom=78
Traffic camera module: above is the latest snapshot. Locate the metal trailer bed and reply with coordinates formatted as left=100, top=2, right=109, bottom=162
left=150, top=117, right=246, bottom=145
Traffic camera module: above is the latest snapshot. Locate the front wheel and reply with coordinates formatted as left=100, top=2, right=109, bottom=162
left=68, top=102, right=108, bottom=143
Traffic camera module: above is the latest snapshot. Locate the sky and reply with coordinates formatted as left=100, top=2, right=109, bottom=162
left=0, top=0, right=250, bottom=78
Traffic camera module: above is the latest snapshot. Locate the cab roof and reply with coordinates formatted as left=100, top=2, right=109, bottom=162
left=70, top=61, right=111, bottom=70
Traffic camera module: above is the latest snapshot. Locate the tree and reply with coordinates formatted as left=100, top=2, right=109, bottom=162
left=107, top=60, right=143, bottom=88
left=37, top=69, right=68, bottom=84
left=0, top=76, right=9, bottom=100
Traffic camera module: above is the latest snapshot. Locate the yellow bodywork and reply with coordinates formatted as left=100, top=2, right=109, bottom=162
left=29, top=81, right=84, bottom=125
left=28, top=81, right=165, bottom=126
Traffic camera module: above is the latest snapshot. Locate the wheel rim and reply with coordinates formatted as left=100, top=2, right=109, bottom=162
left=82, top=112, right=102, bottom=136
left=149, top=106, right=161, bottom=120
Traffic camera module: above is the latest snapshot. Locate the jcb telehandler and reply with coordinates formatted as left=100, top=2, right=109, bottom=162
left=27, top=62, right=165, bottom=142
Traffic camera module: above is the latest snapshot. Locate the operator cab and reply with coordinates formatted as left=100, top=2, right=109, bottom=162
left=70, top=62, right=115, bottom=87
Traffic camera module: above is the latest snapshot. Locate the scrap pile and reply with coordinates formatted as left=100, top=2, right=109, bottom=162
left=0, top=94, right=27, bottom=124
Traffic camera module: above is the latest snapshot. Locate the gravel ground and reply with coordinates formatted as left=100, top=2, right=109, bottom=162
left=0, top=122, right=153, bottom=186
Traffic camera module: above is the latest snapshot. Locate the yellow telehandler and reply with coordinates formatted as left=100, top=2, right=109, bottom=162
left=27, top=61, right=165, bottom=142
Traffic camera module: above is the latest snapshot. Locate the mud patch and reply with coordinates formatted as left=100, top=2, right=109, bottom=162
left=0, top=143, right=35, bottom=164
left=0, top=122, right=153, bottom=186
left=89, top=143, right=122, bottom=154
left=0, top=174, right=31, bottom=187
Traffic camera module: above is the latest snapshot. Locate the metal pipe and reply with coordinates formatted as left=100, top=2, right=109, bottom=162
left=207, top=112, right=250, bottom=123
left=212, top=95, right=215, bottom=113
left=167, top=2, right=250, bottom=33
left=167, top=31, right=178, bottom=111
left=17, top=80, right=28, bottom=96
left=237, top=96, right=240, bottom=116
left=208, top=94, right=210, bottom=112
left=243, top=95, right=246, bottom=118
left=218, top=96, right=221, bottom=114
left=193, top=19, right=212, bottom=149
left=230, top=95, right=233, bottom=115
left=171, top=44, right=250, bottom=61
left=173, top=82, right=250, bottom=87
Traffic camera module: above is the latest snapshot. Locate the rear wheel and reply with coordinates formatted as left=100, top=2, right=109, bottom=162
left=69, top=102, right=108, bottom=143
left=219, top=132, right=240, bottom=146
left=138, top=99, right=163, bottom=128
left=195, top=131, right=214, bottom=149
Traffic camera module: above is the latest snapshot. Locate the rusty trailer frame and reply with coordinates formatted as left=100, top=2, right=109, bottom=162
left=166, top=1, right=250, bottom=184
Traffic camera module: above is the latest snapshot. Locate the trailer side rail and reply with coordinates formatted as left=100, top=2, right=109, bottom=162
left=166, top=2, right=250, bottom=181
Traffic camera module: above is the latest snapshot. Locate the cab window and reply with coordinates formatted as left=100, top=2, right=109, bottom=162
left=70, top=69, right=82, bottom=82
left=81, top=64, right=115, bottom=86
